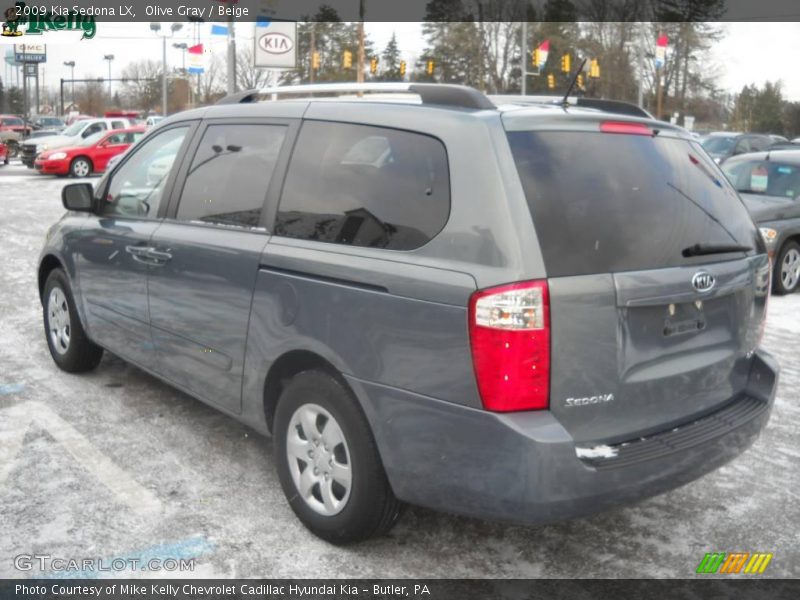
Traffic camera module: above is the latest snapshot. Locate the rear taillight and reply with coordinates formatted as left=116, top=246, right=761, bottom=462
left=468, top=280, right=550, bottom=412
left=600, top=121, right=653, bottom=136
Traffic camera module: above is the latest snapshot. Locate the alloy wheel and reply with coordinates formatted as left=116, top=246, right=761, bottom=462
left=286, top=403, right=352, bottom=516
left=781, top=248, right=800, bottom=291
left=47, top=287, right=71, bottom=355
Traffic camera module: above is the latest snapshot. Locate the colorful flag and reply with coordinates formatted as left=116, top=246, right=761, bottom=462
left=535, top=40, right=549, bottom=68
left=211, top=24, right=229, bottom=36
left=187, top=43, right=206, bottom=74
left=655, top=33, right=668, bottom=68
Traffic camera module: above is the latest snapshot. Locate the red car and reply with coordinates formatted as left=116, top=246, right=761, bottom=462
left=0, top=140, right=8, bottom=165
left=34, top=126, right=146, bottom=177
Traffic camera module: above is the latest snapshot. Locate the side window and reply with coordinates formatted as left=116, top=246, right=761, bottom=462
left=735, top=138, right=751, bottom=154
left=105, top=133, right=126, bottom=146
left=751, top=137, right=770, bottom=152
left=102, top=126, right=189, bottom=219
left=275, top=121, right=450, bottom=251
left=112, top=120, right=126, bottom=129
left=82, top=122, right=106, bottom=138
left=175, top=124, right=287, bottom=228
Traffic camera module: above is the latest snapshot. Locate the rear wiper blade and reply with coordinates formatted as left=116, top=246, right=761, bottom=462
left=682, top=243, right=752, bottom=257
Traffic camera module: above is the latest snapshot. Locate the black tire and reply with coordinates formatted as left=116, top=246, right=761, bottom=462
left=773, top=241, right=800, bottom=295
left=70, top=156, right=92, bottom=178
left=42, top=269, right=103, bottom=373
left=273, top=370, right=402, bottom=544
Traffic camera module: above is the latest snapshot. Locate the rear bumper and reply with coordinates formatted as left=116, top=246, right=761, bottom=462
left=347, top=349, right=779, bottom=525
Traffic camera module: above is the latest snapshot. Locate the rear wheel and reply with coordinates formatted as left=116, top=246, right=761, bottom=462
left=273, top=370, right=402, bottom=544
left=774, top=241, right=800, bottom=295
left=70, top=157, right=92, bottom=178
left=42, top=269, right=103, bottom=372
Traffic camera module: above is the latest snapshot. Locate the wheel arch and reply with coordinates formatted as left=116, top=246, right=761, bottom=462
left=262, top=349, right=350, bottom=434
left=38, top=254, right=65, bottom=303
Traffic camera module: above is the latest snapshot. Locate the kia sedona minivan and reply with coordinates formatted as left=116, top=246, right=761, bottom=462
left=39, top=83, right=778, bottom=543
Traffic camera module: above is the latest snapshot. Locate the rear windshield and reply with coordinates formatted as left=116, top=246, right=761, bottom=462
left=507, top=131, right=760, bottom=277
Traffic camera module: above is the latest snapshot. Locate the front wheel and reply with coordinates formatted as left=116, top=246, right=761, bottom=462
left=273, top=370, right=402, bottom=544
left=70, top=157, right=92, bottom=178
left=42, top=269, right=103, bottom=372
left=774, top=241, right=800, bottom=295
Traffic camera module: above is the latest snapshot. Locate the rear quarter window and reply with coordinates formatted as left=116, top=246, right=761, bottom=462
left=507, top=130, right=761, bottom=277
left=275, top=121, right=450, bottom=251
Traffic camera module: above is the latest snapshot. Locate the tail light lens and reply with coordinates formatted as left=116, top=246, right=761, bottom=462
left=600, top=121, right=653, bottom=136
left=468, top=280, right=550, bottom=412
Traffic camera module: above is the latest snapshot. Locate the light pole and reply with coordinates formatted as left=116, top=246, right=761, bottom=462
left=103, top=54, right=114, bottom=100
left=63, top=60, right=75, bottom=103
left=173, top=42, right=191, bottom=108
left=150, top=22, right=183, bottom=116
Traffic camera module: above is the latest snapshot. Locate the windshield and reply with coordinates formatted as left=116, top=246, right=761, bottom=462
left=80, top=132, right=106, bottom=147
left=62, top=121, right=87, bottom=136
left=40, top=117, right=63, bottom=127
left=722, top=159, right=800, bottom=198
left=507, top=131, right=760, bottom=276
left=2, top=117, right=24, bottom=126
left=701, top=136, right=736, bottom=155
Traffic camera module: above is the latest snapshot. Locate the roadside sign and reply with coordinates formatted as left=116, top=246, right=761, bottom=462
left=14, top=43, right=46, bottom=63
left=254, top=20, right=296, bottom=69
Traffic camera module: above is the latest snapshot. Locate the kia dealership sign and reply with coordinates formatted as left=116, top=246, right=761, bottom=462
left=254, top=20, right=297, bottom=69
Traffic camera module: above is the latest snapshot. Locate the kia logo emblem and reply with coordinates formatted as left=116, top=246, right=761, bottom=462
left=258, top=32, right=293, bottom=55
left=692, top=271, right=716, bottom=293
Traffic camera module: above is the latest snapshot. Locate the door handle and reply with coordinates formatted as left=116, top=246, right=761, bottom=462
left=125, top=245, right=154, bottom=264
left=145, top=249, right=172, bottom=265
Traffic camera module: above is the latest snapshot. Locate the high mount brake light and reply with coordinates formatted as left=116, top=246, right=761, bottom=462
left=600, top=121, right=653, bottom=136
left=468, top=280, right=550, bottom=412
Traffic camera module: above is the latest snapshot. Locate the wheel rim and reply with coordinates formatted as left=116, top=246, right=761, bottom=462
left=47, top=287, right=71, bottom=355
left=781, top=248, right=800, bottom=290
left=286, top=403, right=352, bottom=516
left=73, top=160, right=89, bottom=177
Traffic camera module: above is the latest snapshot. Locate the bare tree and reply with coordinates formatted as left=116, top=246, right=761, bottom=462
left=120, top=59, right=161, bottom=111
left=236, top=44, right=279, bottom=90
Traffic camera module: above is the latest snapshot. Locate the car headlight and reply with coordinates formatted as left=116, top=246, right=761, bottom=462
left=49, top=152, right=68, bottom=160
left=760, top=227, right=778, bottom=246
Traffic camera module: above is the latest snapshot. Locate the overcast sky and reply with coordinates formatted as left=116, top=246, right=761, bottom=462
left=3, top=22, right=800, bottom=103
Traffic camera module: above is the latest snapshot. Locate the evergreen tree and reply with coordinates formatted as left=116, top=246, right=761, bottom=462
left=379, top=32, right=402, bottom=81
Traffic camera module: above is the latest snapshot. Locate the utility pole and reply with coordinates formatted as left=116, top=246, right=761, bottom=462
left=521, top=21, right=527, bottom=95
left=309, top=24, right=316, bottom=83
left=636, top=24, right=644, bottom=108
left=151, top=22, right=182, bottom=116
left=226, top=13, right=236, bottom=94
left=356, top=0, right=365, bottom=84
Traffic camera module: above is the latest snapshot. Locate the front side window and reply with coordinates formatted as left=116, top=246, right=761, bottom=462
left=102, top=126, right=189, bottom=219
left=176, top=124, right=287, bottom=228
left=275, top=121, right=450, bottom=251
left=82, top=122, right=106, bottom=138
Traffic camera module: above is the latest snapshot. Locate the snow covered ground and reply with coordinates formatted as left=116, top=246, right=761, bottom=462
left=0, top=160, right=798, bottom=578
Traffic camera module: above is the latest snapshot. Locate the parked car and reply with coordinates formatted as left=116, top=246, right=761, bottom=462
left=0, top=140, right=8, bottom=165
left=0, top=114, right=31, bottom=158
left=701, top=132, right=773, bottom=164
left=29, top=115, right=66, bottom=132
left=769, top=134, right=789, bottom=144
left=35, top=127, right=146, bottom=177
left=721, top=149, right=800, bottom=294
left=39, top=83, right=778, bottom=544
left=20, top=117, right=133, bottom=167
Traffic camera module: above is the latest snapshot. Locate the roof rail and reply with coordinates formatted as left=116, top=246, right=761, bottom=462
left=215, top=83, right=495, bottom=111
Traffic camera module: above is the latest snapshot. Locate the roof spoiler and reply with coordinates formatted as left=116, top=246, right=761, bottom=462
left=489, top=94, right=653, bottom=119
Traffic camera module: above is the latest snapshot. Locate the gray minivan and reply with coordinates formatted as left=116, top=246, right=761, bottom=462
left=39, top=83, right=779, bottom=544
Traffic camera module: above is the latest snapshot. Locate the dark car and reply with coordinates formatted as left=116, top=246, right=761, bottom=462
left=39, top=83, right=778, bottom=544
left=701, top=132, right=773, bottom=164
left=721, top=150, right=800, bottom=294
left=29, top=115, right=66, bottom=132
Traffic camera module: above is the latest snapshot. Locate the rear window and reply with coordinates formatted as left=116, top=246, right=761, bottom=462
left=507, top=131, right=760, bottom=277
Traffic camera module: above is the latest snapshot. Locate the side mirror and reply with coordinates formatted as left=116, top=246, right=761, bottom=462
left=62, top=183, right=94, bottom=212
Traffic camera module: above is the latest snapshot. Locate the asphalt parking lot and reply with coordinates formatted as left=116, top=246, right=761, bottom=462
left=1, top=159, right=798, bottom=578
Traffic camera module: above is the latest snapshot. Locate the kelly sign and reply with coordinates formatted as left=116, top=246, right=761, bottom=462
left=254, top=20, right=296, bottom=69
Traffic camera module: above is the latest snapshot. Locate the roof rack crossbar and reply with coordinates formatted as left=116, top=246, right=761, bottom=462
left=215, top=83, right=495, bottom=110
